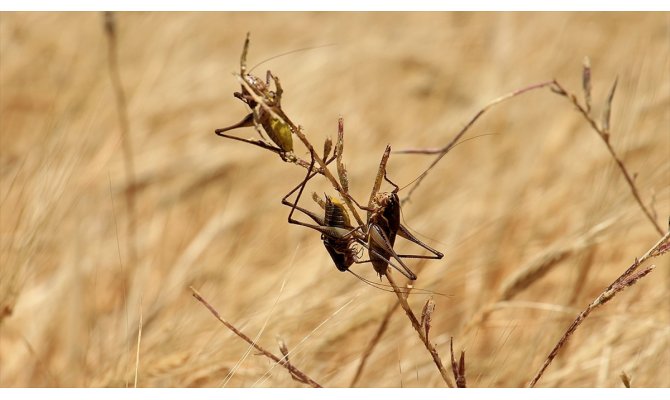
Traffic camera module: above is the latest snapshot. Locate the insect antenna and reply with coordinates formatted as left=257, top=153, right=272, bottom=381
left=248, top=43, right=337, bottom=73
left=396, top=132, right=497, bottom=193
left=347, top=270, right=452, bottom=298
left=393, top=132, right=497, bottom=242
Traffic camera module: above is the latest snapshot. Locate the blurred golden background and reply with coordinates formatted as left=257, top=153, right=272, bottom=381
left=1, top=12, right=668, bottom=387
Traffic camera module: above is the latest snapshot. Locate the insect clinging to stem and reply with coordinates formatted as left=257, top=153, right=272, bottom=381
left=215, top=32, right=296, bottom=162
left=352, top=145, right=444, bottom=281
left=281, top=122, right=444, bottom=282
left=281, top=149, right=365, bottom=274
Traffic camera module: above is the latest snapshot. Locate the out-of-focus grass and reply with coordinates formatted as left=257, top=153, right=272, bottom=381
left=0, top=12, right=668, bottom=387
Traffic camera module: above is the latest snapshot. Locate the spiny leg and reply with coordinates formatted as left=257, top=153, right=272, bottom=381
left=281, top=151, right=359, bottom=239
left=282, top=153, right=326, bottom=227
left=215, top=113, right=254, bottom=134
left=383, top=169, right=400, bottom=193
left=267, top=71, right=283, bottom=106
left=215, top=126, right=282, bottom=155
left=389, top=167, right=443, bottom=260
left=394, top=224, right=444, bottom=259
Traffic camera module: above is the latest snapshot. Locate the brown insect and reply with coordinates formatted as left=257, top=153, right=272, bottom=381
left=281, top=150, right=365, bottom=274
left=356, top=146, right=444, bottom=280
left=283, top=142, right=443, bottom=281
left=215, top=33, right=295, bottom=161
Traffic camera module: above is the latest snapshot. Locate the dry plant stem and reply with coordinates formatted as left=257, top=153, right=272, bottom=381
left=449, top=337, right=466, bottom=388
left=293, top=128, right=364, bottom=228
left=400, top=80, right=555, bottom=204
left=277, top=338, right=301, bottom=383
left=103, top=12, right=138, bottom=268
left=528, top=230, right=670, bottom=387
left=350, top=299, right=401, bottom=387
left=384, top=272, right=454, bottom=388
left=134, top=303, right=143, bottom=388
left=237, top=75, right=365, bottom=227
left=550, top=80, right=664, bottom=236
left=190, top=287, right=322, bottom=388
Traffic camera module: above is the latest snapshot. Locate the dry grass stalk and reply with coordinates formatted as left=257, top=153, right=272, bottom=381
left=336, top=118, right=349, bottom=194
left=134, top=301, right=143, bottom=388
left=396, top=65, right=662, bottom=237
left=236, top=76, right=365, bottom=228
left=450, top=337, right=466, bottom=388
left=103, top=12, right=138, bottom=268
left=550, top=79, right=663, bottom=236
left=277, top=337, right=302, bottom=383
left=601, top=77, right=618, bottom=135
left=582, top=56, right=592, bottom=113
left=420, top=297, right=436, bottom=338
left=620, top=371, right=632, bottom=388
left=528, top=229, right=670, bottom=387
left=384, top=272, right=454, bottom=388
left=190, top=287, right=322, bottom=388
left=350, top=301, right=400, bottom=387
left=3, top=13, right=667, bottom=389
left=396, top=80, right=555, bottom=204
left=464, top=220, right=612, bottom=333
left=500, top=247, right=573, bottom=303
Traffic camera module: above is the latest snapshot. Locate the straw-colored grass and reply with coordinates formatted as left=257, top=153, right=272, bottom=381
left=1, top=12, right=668, bottom=388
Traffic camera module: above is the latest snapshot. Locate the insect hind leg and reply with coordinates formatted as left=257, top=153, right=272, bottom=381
left=395, top=224, right=444, bottom=259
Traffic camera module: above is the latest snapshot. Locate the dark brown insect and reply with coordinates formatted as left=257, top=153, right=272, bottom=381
left=281, top=152, right=364, bottom=273
left=283, top=145, right=443, bottom=281
left=360, top=146, right=444, bottom=280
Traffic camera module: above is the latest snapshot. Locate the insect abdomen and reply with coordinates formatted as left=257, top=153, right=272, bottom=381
left=322, top=196, right=355, bottom=271
left=324, top=196, right=350, bottom=229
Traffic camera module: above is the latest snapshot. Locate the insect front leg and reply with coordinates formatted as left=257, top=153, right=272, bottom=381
left=267, top=70, right=283, bottom=106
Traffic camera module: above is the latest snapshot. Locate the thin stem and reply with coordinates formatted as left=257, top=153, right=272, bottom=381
left=237, top=75, right=365, bottom=228
left=400, top=80, right=555, bottom=204
left=190, top=287, right=322, bottom=388
left=103, top=12, right=138, bottom=269
left=350, top=299, right=401, bottom=387
left=384, top=272, right=454, bottom=388
left=528, top=229, right=670, bottom=387
left=551, top=80, right=663, bottom=236
left=133, top=301, right=143, bottom=388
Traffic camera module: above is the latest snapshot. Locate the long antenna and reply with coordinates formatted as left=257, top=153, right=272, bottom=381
left=249, top=43, right=337, bottom=73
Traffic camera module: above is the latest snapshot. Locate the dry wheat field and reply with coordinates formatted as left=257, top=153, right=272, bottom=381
left=1, top=12, right=669, bottom=388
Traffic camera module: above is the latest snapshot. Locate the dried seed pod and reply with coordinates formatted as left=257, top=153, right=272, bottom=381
left=582, top=56, right=592, bottom=113
left=420, top=297, right=436, bottom=337
left=602, top=76, right=618, bottom=137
